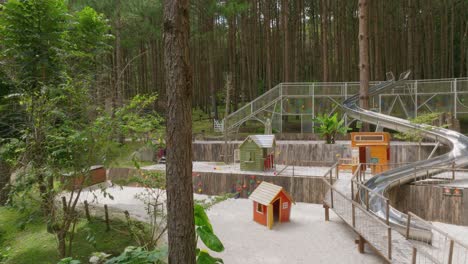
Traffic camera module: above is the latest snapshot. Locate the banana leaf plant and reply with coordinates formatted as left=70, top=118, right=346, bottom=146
left=312, top=113, right=350, bottom=144
left=194, top=204, right=224, bottom=264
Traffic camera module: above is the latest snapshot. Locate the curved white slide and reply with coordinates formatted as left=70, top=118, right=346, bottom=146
left=343, top=71, right=468, bottom=240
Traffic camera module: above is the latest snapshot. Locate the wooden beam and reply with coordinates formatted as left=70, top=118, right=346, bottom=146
left=323, top=203, right=330, bottom=221
left=448, top=240, right=455, bottom=264
left=406, top=213, right=412, bottom=239
left=358, top=235, right=365, bottom=253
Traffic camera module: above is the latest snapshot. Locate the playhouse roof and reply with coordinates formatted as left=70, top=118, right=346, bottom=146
left=241, top=135, right=275, bottom=149
left=249, top=181, right=293, bottom=206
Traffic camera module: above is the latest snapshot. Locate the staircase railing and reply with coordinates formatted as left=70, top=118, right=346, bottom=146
left=225, top=84, right=282, bottom=131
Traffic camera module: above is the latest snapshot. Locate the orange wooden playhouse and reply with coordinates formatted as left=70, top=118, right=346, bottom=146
left=350, top=132, right=391, bottom=174
left=249, top=182, right=294, bottom=229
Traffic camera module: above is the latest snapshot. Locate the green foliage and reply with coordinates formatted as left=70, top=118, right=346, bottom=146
left=115, top=94, right=162, bottom=143
left=0, top=0, right=69, bottom=91
left=57, top=258, right=81, bottom=264
left=394, top=112, right=446, bottom=142
left=104, top=246, right=167, bottom=264
left=0, top=206, right=136, bottom=263
left=68, top=6, right=112, bottom=75
left=219, top=0, right=250, bottom=18
left=194, top=204, right=224, bottom=264
left=312, top=113, right=350, bottom=144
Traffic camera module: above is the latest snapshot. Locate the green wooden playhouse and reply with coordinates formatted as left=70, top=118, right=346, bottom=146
left=239, top=135, right=276, bottom=171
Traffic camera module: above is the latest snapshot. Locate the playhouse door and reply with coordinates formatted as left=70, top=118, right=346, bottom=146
left=273, top=199, right=280, bottom=223
left=359, top=147, right=367, bottom=170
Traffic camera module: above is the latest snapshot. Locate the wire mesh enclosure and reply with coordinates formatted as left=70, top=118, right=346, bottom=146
left=225, top=78, right=468, bottom=135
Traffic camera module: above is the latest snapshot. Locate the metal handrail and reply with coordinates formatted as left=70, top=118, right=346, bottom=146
left=280, top=77, right=468, bottom=85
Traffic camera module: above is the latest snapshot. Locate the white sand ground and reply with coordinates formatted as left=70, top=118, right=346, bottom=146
left=75, top=185, right=468, bottom=264
left=76, top=185, right=382, bottom=263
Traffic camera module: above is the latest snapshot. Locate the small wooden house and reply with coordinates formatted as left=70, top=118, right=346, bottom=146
left=63, top=165, right=107, bottom=190
left=351, top=132, right=391, bottom=174
left=249, top=182, right=294, bottom=229
left=239, top=135, right=275, bottom=171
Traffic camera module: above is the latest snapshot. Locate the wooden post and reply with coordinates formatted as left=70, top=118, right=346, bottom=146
left=406, top=213, right=412, bottom=239
left=385, top=200, right=390, bottom=225
left=124, top=210, right=131, bottom=228
left=358, top=235, right=365, bottom=253
left=84, top=200, right=91, bottom=221
left=335, top=164, right=339, bottom=179
left=330, top=188, right=334, bottom=209
left=388, top=227, right=392, bottom=260
left=104, top=204, right=110, bottom=231
left=61, top=196, right=67, bottom=213
left=448, top=240, right=455, bottom=264
left=323, top=204, right=330, bottom=221
left=352, top=204, right=356, bottom=228
left=351, top=181, right=355, bottom=201
left=412, top=247, right=417, bottom=264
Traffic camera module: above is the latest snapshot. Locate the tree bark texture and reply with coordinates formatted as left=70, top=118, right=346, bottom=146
left=358, top=0, right=370, bottom=132
left=163, top=0, right=197, bottom=263
left=0, top=160, right=10, bottom=205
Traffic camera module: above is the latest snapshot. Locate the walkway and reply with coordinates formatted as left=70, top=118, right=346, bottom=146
left=324, top=172, right=414, bottom=263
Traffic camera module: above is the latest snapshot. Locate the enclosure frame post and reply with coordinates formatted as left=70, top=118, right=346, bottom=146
left=385, top=200, right=390, bottom=225
left=414, top=80, right=418, bottom=118
left=454, top=78, right=457, bottom=119
left=406, top=213, right=412, bottom=239
left=452, top=162, right=455, bottom=180
left=280, top=84, right=283, bottom=133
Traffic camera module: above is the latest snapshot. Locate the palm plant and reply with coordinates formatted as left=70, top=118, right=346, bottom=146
left=313, top=113, right=350, bottom=144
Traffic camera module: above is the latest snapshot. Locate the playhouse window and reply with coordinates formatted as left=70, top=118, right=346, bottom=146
left=249, top=152, right=255, bottom=161
left=256, top=203, right=263, bottom=213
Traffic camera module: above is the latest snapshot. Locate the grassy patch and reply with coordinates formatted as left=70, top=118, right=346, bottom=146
left=0, top=207, right=136, bottom=264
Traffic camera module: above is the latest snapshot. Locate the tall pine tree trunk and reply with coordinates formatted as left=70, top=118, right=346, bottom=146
left=358, top=0, right=370, bottom=132
left=321, top=0, right=329, bottom=82
left=0, top=160, right=10, bottom=205
left=263, top=0, right=272, bottom=89
left=163, top=0, right=196, bottom=263
left=281, top=0, right=289, bottom=82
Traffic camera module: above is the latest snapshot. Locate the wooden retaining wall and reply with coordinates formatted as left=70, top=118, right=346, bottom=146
left=193, top=141, right=448, bottom=165
left=388, top=185, right=468, bottom=226
left=193, top=172, right=326, bottom=204
left=108, top=168, right=327, bottom=204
